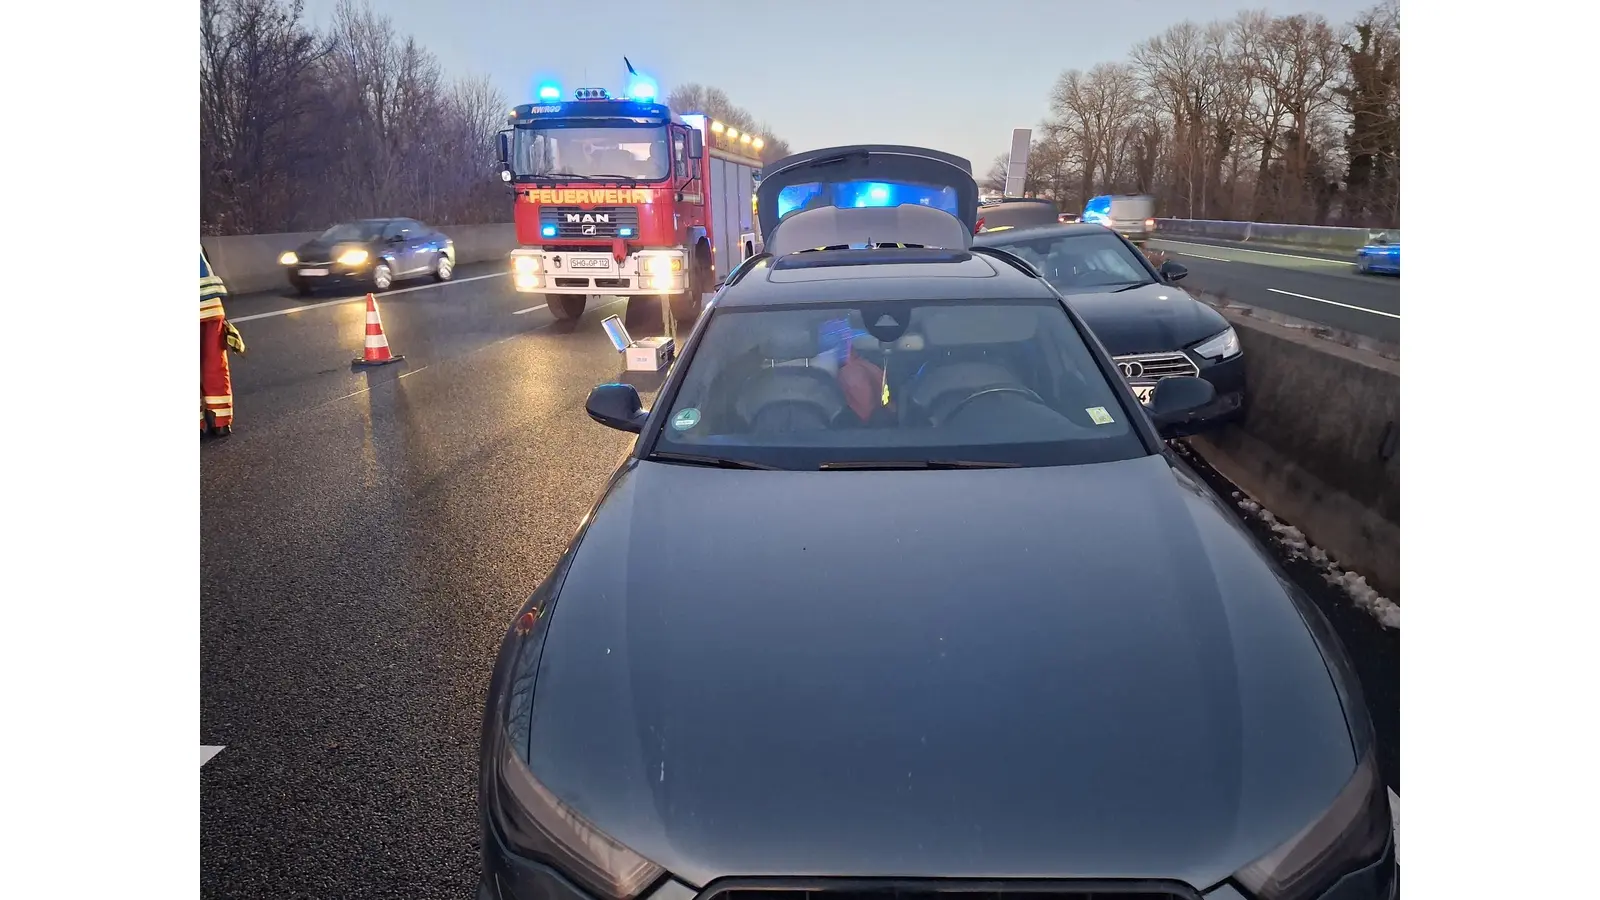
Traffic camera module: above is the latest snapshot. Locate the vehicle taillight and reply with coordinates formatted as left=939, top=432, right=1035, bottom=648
left=1145, top=218, right=1156, bottom=231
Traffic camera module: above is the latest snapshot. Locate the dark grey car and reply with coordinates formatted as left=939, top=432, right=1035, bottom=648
left=279, top=217, right=456, bottom=295
left=477, top=146, right=1396, bottom=900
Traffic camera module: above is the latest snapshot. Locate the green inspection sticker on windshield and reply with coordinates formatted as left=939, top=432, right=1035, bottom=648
left=1086, top=406, right=1115, bottom=425
left=671, top=408, right=701, bottom=431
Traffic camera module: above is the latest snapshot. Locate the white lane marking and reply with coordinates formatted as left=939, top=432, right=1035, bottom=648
left=512, top=303, right=548, bottom=315
left=1153, top=239, right=1350, bottom=265
left=1268, top=287, right=1401, bottom=320
left=201, top=745, right=225, bottom=767
left=302, top=299, right=630, bottom=411
left=1389, top=788, right=1399, bottom=864
left=230, top=273, right=508, bottom=323
left=1173, top=250, right=1232, bottom=262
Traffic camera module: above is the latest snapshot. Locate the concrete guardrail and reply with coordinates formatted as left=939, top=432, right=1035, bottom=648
left=1155, top=218, right=1399, bottom=254
left=1185, top=302, right=1399, bottom=600
left=201, top=223, right=518, bottom=295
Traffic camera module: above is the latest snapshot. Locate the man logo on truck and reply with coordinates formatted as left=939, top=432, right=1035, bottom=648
left=564, top=213, right=612, bottom=224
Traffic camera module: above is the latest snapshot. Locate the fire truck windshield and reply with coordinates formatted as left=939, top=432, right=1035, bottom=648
left=512, top=123, right=671, bottom=182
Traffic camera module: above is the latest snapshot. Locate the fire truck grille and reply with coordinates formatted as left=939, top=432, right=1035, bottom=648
left=540, top=206, right=640, bottom=238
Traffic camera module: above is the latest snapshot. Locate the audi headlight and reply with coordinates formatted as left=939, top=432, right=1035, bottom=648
left=337, top=248, right=370, bottom=266
left=279, top=251, right=298, bottom=265
left=1234, top=753, right=1392, bottom=900
left=493, top=738, right=663, bottom=900
left=1193, top=326, right=1241, bottom=360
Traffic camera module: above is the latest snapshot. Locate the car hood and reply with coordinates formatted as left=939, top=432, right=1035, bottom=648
left=524, top=454, right=1357, bottom=889
left=295, top=238, right=373, bottom=258
left=1060, top=284, right=1229, bottom=356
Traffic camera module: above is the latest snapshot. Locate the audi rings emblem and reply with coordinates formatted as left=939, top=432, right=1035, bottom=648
left=1118, top=361, right=1145, bottom=378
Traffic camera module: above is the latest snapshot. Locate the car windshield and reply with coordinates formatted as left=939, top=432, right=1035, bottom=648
left=319, top=221, right=386, bottom=242
left=513, top=123, right=670, bottom=181
left=651, top=297, right=1148, bottom=470
left=979, top=230, right=1156, bottom=293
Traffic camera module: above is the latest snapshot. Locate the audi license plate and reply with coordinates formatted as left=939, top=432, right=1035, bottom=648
left=1130, top=383, right=1157, bottom=405
left=570, top=258, right=610, bottom=270
left=299, top=268, right=329, bottom=276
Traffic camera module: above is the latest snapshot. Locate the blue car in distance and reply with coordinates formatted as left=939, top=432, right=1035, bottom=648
left=1355, top=233, right=1399, bottom=275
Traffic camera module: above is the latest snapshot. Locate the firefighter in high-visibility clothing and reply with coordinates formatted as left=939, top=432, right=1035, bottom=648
left=200, top=247, right=245, bottom=436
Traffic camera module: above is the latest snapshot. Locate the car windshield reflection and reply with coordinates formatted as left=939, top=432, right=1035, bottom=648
left=651, top=297, right=1149, bottom=471
left=981, top=230, right=1157, bottom=293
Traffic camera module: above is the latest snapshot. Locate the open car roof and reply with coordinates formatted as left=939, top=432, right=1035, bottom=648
left=756, top=145, right=979, bottom=251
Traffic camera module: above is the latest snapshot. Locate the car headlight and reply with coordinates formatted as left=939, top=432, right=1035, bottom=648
left=279, top=251, right=298, bottom=265
left=513, top=255, right=541, bottom=273
left=493, top=737, right=663, bottom=900
left=1234, top=753, right=1392, bottom=900
left=337, top=248, right=370, bottom=266
left=1193, top=326, right=1241, bottom=360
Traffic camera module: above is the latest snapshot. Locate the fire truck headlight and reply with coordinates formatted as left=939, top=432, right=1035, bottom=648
left=513, top=255, right=541, bottom=274
left=644, top=274, right=683, bottom=292
left=279, top=251, right=298, bottom=265
left=641, top=256, right=683, bottom=275
left=337, top=249, right=370, bottom=266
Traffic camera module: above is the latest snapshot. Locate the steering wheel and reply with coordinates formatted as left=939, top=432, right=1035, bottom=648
left=936, top=386, right=1049, bottom=426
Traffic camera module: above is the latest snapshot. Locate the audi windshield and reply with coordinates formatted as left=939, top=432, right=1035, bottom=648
left=980, top=230, right=1158, bottom=293
left=511, top=123, right=670, bottom=181
left=650, top=297, right=1148, bottom=471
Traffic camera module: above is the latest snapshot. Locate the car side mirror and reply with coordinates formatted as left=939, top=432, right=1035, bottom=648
left=388, top=234, right=405, bottom=244
left=688, top=129, right=704, bottom=160
left=1159, top=260, right=1188, bottom=283
left=585, top=383, right=649, bottom=433
left=1146, top=376, right=1216, bottom=439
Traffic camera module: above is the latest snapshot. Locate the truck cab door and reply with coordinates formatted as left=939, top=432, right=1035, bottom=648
left=755, top=145, right=979, bottom=253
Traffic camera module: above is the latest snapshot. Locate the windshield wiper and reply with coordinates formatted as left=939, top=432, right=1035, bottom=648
left=648, top=451, right=780, bottom=471
left=539, top=172, right=642, bottom=182
left=818, top=459, right=1020, bottom=470
left=1110, top=282, right=1151, bottom=292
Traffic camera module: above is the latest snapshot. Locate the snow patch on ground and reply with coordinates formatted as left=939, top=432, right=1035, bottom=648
left=1179, top=442, right=1400, bottom=629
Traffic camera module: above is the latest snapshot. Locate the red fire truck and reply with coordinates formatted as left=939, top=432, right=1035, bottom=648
left=496, top=80, right=766, bottom=332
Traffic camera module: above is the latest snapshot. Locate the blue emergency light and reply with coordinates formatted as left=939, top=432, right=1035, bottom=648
left=618, top=227, right=635, bottom=237
left=537, top=83, right=561, bottom=101
left=541, top=224, right=558, bottom=238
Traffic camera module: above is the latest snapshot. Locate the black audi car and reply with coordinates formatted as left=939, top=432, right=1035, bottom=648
left=277, top=217, right=455, bottom=295
left=478, top=146, right=1395, bottom=900
left=974, top=222, right=1244, bottom=429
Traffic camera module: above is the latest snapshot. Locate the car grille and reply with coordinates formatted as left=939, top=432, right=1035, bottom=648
left=703, top=882, right=1198, bottom=900
left=1113, top=352, right=1199, bottom=381
left=539, top=206, right=641, bottom=238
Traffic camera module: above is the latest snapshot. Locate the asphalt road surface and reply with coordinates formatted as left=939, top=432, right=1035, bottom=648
left=201, top=271, right=1399, bottom=898
left=1150, top=236, right=1400, bottom=344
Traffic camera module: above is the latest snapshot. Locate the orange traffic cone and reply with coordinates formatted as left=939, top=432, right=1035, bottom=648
left=352, top=293, right=405, bottom=367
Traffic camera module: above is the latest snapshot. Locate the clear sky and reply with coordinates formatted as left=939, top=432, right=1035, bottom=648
left=295, top=0, right=1376, bottom=169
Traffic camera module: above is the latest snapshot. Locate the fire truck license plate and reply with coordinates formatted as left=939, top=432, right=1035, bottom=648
left=570, top=258, right=610, bottom=270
